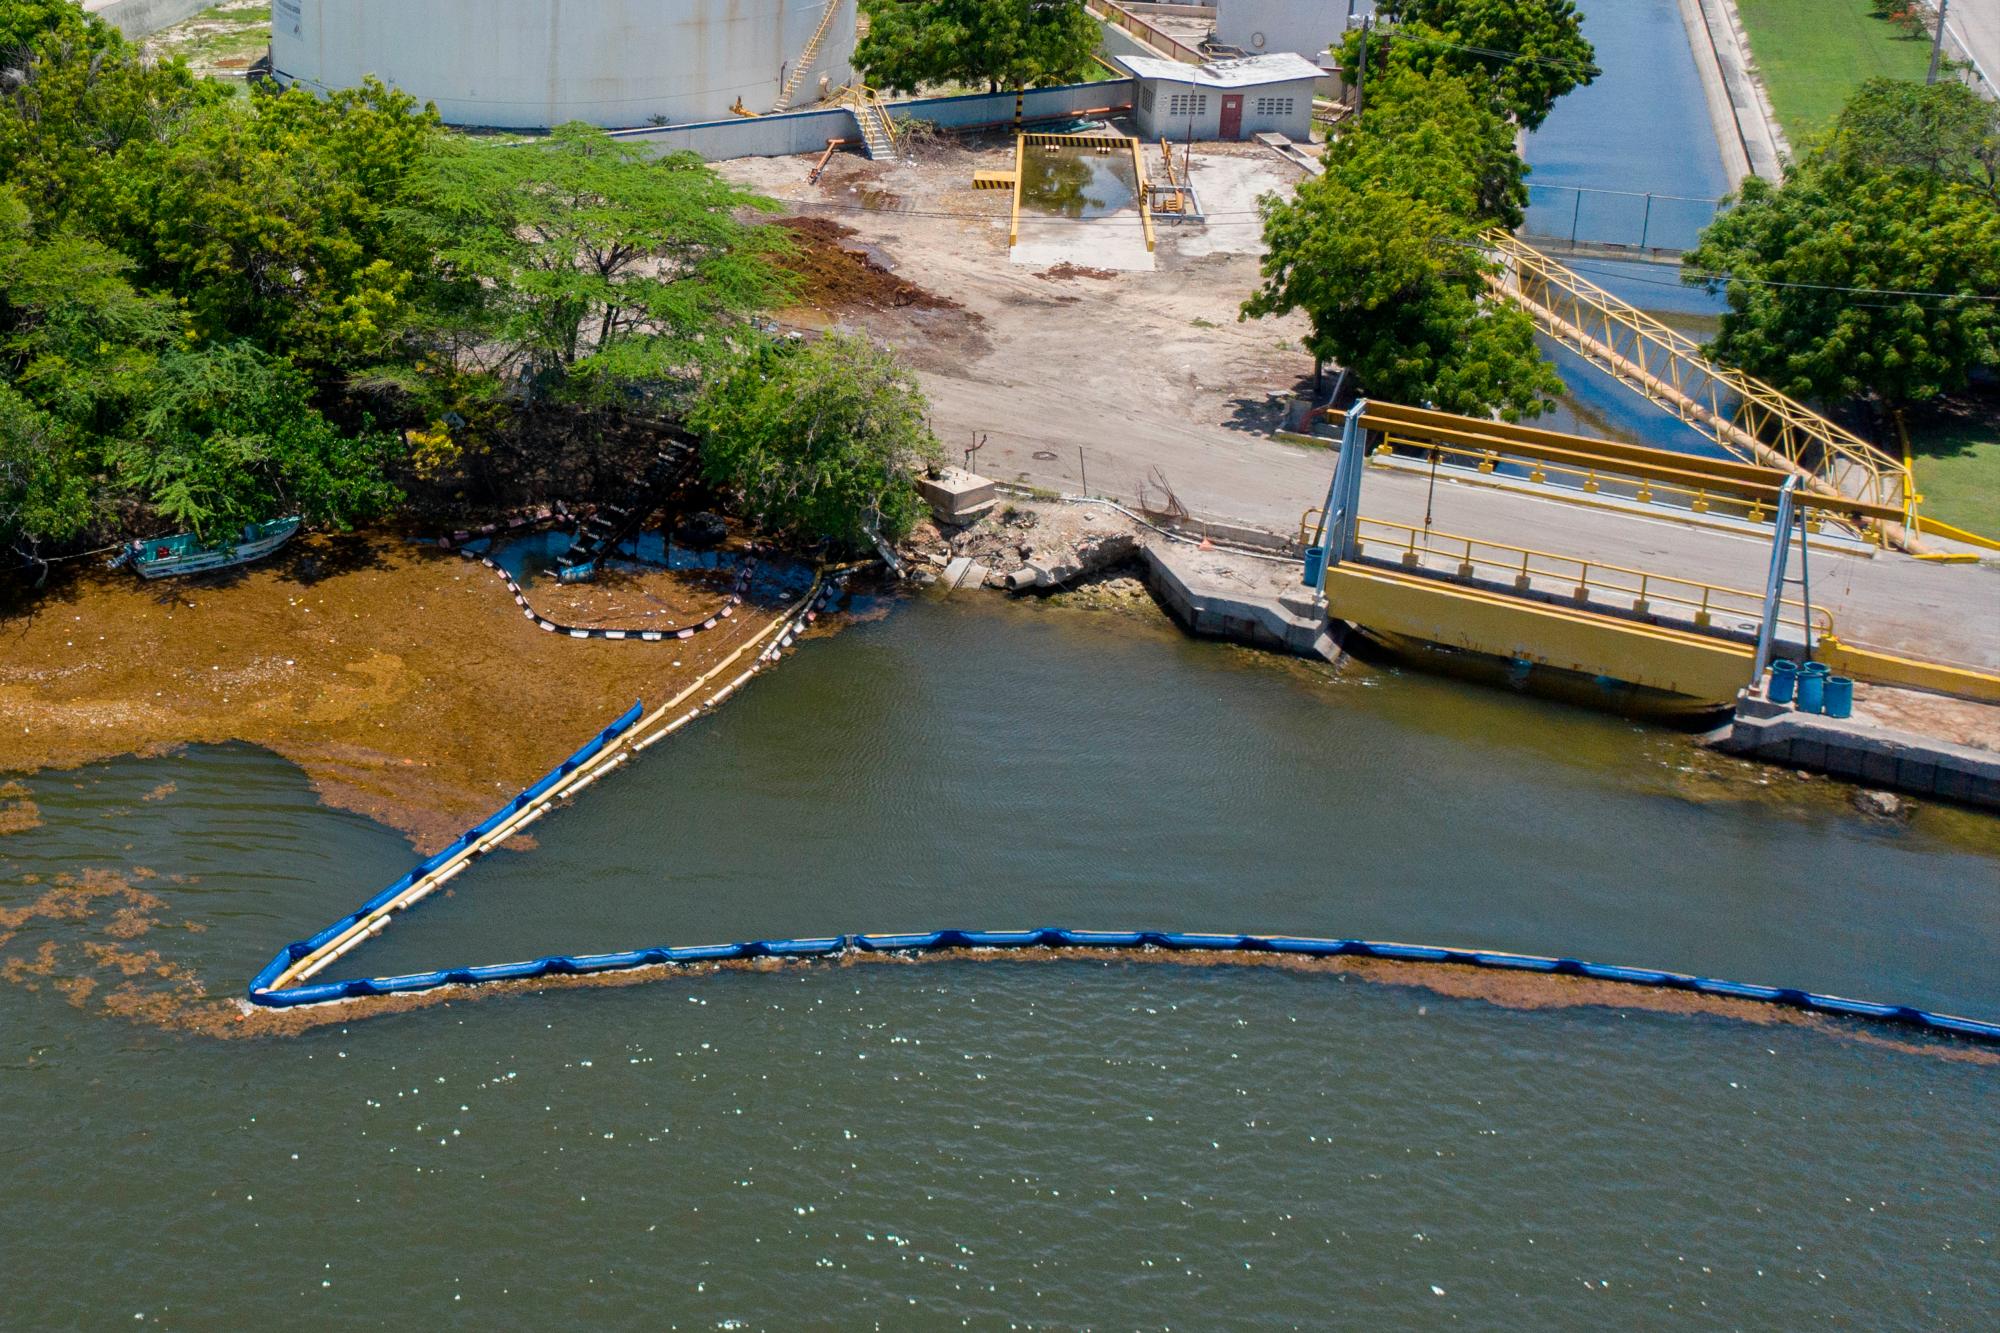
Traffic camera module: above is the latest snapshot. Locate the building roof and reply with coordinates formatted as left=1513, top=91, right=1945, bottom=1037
left=1116, top=52, right=1325, bottom=89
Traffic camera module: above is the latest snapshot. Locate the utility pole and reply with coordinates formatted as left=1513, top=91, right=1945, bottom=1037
left=1928, top=0, right=1951, bottom=84
left=1353, top=16, right=1371, bottom=118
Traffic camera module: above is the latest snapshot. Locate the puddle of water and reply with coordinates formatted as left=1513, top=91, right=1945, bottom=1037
left=1018, top=144, right=1138, bottom=219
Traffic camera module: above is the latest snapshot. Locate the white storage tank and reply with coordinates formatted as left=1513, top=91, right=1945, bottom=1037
left=269, top=0, right=857, bottom=130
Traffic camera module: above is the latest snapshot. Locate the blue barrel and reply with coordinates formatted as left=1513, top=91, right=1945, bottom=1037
left=1797, top=661, right=1830, bottom=713
left=1767, top=658, right=1798, bottom=704
left=1823, top=675, right=1855, bottom=718
left=1302, top=545, right=1327, bottom=587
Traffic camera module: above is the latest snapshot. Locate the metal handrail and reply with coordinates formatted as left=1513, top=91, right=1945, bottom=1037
left=1367, top=430, right=1841, bottom=540
left=1352, top=517, right=1835, bottom=637
left=1487, top=230, right=1914, bottom=530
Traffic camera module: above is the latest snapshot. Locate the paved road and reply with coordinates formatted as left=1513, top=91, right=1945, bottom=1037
left=941, top=397, right=2000, bottom=671
left=1945, top=0, right=2000, bottom=91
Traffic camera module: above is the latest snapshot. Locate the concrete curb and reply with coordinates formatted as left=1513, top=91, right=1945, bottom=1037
left=1678, top=0, right=1787, bottom=183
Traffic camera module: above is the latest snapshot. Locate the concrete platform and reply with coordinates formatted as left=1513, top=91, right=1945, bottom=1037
left=1714, top=690, right=2000, bottom=811
left=1138, top=541, right=1340, bottom=660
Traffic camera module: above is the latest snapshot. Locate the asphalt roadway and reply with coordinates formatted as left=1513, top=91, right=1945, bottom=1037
left=951, top=408, right=2000, bottom=672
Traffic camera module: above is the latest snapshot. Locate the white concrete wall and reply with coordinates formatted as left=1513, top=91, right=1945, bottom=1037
left=87, top=0, right=220, bottom=38
left=1134, top=74, right=1314, bottom=141
left=1214, top=0, right=1350, bottom=66
left=608, top=81, right=1135, bottom=162
left=271, top=0, right=856, bottom=130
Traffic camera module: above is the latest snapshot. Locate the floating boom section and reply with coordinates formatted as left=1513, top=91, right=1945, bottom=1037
left=1485, top=230, right=1919, bottom=550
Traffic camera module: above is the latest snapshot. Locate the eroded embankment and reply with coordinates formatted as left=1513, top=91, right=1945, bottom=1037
left=0, top=535, right=792, bottom=851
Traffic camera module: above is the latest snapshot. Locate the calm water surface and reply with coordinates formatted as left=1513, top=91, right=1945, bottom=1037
left=4, top=596, right=1997, bottom=1326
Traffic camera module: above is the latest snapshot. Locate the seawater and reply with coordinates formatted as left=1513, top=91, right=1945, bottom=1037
left=4, top=596, right=1997, bottom=1325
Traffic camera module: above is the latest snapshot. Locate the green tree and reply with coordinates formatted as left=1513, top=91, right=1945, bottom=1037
left=1245, top=174, right=1558, bottom=418
left=0, top=384, right=92, bottom=551
left=0, top=188, right=176, bottom=438
left=0, top=29, right=218, bottom=234
left=1338, top=65, right=1528, bottom=230
left=1824, top=77, right=1999, bottom=205
left=129, top=79, right=442, bottom=371
left=1243, top=65, right=1558, bottom=418
left=0, top=0, right=119, bottom=60
left=1339, top=0, right=1597, bottom=132
left=0, top=186, right=177, bottom=550
left=691, top=333, right=943, bottom=549
left=1684, top=165, right=2000, bottom=409
left=857, top=0, right=1102, bottom=94
left=112, top=344, right=403, bottom=538
left=402, top=124, right=790, bottom=406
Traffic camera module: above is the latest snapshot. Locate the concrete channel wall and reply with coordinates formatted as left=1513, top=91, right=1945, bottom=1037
left=88, top=0, right=215, bottom=37
left=610, top=80, right=1134, bottom=161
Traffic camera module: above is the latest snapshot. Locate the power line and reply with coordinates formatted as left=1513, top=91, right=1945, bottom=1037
left=1568, top=258, right=2000, bottom=304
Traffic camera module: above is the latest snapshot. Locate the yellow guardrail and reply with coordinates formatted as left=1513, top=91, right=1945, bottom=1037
left=1487, top=231, right=1919, bottom=547
left=1348, top=517, right=1834, bottom=638
left=1367, top=429, right=1835, bottom=539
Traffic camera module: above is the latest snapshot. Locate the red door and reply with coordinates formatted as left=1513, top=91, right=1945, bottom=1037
left=1219, top=94, right=1243, bottom=140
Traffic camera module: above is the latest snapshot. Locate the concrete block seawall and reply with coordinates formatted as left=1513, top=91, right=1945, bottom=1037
left=88, top=0, right=215, bottom=38
left=888, top=80, right=1135, bottom=131
left=611, top=107, right=861, bottom=160
left=609, top=81, right=1133, bottom=161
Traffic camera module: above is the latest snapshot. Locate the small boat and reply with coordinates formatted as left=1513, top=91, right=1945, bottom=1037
left=123, top=517, right=302, bottom=580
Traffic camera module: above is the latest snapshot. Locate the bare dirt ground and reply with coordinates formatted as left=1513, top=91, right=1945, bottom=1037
left=716, top=129, right=1323, bottom=508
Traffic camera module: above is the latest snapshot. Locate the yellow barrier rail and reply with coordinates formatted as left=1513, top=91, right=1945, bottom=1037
left=1486, top=231, right=1918, bottom=546
left=1007, top=131, right=1154, bottom=252
left=1349, top=517, right=1834, bottom=639
left=1367, top=427, right=1832, bottom=538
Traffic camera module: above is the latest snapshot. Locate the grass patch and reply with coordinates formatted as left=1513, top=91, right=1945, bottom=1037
left=1734, top=0, right=1932, bottom=143
left=1907, top=400, right=2000, bottom=538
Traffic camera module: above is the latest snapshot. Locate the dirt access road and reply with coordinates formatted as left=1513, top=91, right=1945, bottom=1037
left=717, top=134, right=1327, bottom=519
left=720, top=137, right=2000, bottom=670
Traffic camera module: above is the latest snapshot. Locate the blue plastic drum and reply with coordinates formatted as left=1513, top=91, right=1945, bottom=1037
left=1823, top=674, right=1855, bottom=718
left=1797, top=661, right=1831, bottom=713
left=1767, top=658, right=1798, bottom=704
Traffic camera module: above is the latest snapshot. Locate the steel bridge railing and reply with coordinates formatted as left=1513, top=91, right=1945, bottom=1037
left=1365, top=426, right=1842, bottom=541
left=1347, top=516, right=1835, bottom=639
left=1486, top=230, right=1916, bottom=540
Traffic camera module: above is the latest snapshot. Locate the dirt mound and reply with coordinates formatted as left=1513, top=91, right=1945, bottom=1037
left=776, top=216, right=958, bottom=313
left=1038, top=263, right=1117, bottom=282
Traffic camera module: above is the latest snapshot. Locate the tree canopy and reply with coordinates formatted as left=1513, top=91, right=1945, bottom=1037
left=112, top=344, right=402, bottom=538
left=1685, top=80, right=2000, bottom=410
left=856, top=0, right=1102, bottom=94
left=0, top=3, right=809, bottom=564
left=1339, top=0, right=1597, bottom=132
left=691, top=333, right=942, bottom=550
left=402, top=124, right=791, bottom=408
left=1243, top=65, right=1559, bottom=418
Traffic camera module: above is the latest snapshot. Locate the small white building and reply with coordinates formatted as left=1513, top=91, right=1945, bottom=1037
left=1214, top=0, right=1367, bottom=72
left=1121, top=52, right=1321, bottom=143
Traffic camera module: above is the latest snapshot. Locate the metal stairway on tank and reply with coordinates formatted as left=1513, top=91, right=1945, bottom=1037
left=772, top=0, right=844, bottom=112
left=555, top=433, right=701, bottom=584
